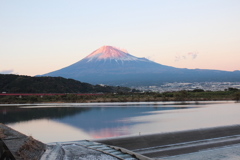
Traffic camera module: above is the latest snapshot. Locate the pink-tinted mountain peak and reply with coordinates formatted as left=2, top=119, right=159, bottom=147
left=85, top=46, right=140, bottom=62
left=86, top=46, right=128, bottom=59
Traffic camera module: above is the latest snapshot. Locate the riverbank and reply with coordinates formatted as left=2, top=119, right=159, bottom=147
left=0, top=90, right=240, bottom=104
left=0, top=124, right=150, bottom=160
left=2, top=123, right=240, bottom=160
left=0, top=123, right=45, bottom=160
left=94, top=125, right=240, bottom=159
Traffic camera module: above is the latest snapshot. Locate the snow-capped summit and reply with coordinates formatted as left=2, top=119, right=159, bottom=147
left=85, top=46, right=142, bottom=62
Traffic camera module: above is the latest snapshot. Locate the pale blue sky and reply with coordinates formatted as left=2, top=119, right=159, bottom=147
left=1, top=0, right=240, bottom=75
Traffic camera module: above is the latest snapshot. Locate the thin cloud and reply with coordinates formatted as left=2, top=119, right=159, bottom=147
left=175, top=52, right=199, bottom=62
left=175, top=54, right=181, bottom=62
left=0, top=69, right=15, bottom=74
left=188, top=52, right=198, bottom=59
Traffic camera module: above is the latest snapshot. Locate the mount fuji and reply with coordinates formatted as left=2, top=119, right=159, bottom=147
left=42, top=46, right=240, bottom=86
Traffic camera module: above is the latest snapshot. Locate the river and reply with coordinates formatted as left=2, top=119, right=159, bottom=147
left=0, top=101, right=240, bottom=143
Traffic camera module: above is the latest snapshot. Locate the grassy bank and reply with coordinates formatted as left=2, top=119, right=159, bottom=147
left=0, top=89, right=240, bottom=104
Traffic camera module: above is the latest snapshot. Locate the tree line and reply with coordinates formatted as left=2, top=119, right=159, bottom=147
left=0, top=74, right=131, bottom=93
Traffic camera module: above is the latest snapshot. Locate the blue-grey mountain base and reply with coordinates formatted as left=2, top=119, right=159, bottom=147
left=41, top=46, right=240, bottom=86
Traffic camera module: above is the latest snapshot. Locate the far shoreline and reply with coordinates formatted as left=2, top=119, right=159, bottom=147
left=0, top=89, right=239, bottom=104
left=0, top=100, right=237, bottom=107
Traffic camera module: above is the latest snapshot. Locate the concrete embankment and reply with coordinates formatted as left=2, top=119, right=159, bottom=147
left=0, top=124, right=151, bottom=160
left=94, top=125, right=240, bottom=159
left=2, top=124, right=240, bottom=159
left=0, top=123, right=46, bottom=160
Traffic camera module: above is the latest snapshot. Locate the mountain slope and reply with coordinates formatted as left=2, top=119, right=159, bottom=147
left=42, top=46, right=240, bottom=86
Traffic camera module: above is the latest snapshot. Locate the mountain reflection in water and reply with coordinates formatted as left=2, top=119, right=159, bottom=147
left=2, top=102, right=240, bottom=143
left=1, top=104, right=192, bottom=142
left=1, top=105, right=190, bottom=127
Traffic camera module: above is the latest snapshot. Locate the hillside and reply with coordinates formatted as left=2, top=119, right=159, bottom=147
left=0, top=74, right=130, bottom=93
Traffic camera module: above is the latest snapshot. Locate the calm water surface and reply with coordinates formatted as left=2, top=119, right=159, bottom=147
left=0, top=101, right=240, bottom=143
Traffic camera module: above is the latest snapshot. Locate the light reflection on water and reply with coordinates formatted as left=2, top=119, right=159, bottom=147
left=1, top=101, right=240, bottom=143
